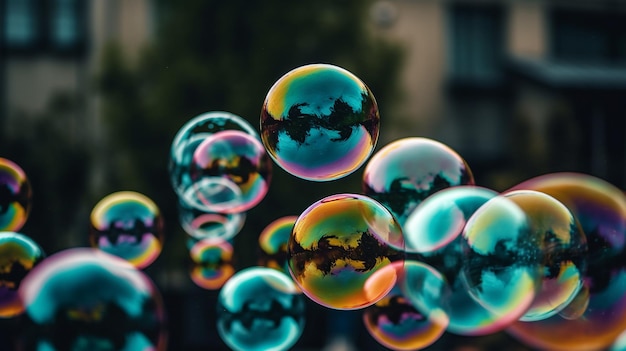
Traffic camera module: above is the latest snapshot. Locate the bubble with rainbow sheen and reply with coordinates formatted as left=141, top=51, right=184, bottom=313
left=258, top=216, right=297, bottom=275
left=364, top=261, right=448, bottom=351
left=189, top=130, right=272, bottom=213
left=0, top=158, right=32, bottom=232
left=178, top=198, right=245, bottom=241
left=0, top=232, right=45, bottom=318
left=216, top=266, right=305, bottom=351
left=502, top=190, right=587, bottom=322
left=189, top=237, right=235, bottom=290
left=89, top=191, right=164, bottom=269
left=363, top=137, right=474, bottom=227
left=287, top=193, right=404, bottom=310
left=260, top=63, right=380, bottom=181
left=169, top=111, right=258, bottom=198
left=505, top=173, right=626, bottom=351
left=18, top=248, right=167, bottom=351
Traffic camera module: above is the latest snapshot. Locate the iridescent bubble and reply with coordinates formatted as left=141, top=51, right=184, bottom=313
left=287, top=193, right=404, bottom=310
left=177, top=198, right=245, bottom=241
left=216, top=266, right=305, bottom=351
left=0, top=232, right=44, bottom=318
left=258, top=216, right=297, bottom=275
left=0, top=158, right=32, bottom=232
left=364, top=261, right=448, bottom=351
left=363, top=137, right=475, bottom=226
left=89, top=191, right=164, bottom=269
left=260, top=63, right=380, bottom=181
left=18, top=248, right=166, bottom=351
left=506, top=173, right=626, bottom=351
left=189, top=237, right=235, bottom=290
left=189, top=130, right=272, bottom=213
left=169, top=111, right=258, bottom=198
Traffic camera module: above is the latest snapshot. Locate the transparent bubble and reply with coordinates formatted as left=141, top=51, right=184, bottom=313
left=260, top=63, right=380, bottom=181
left=18, top=248, right=166, bottom=351
left=0, top=158, right=32, bottom=232
left=364, top=261, right=448, bottom=351
left=89, top=191, right=164, bottom=269
left=216, top=266, right=305, bottom=351
left=0, top=232, right=45, bottom=318
left=363, top=137, right=474, bottom=226
left=177, top=198, right=245, bottom=241
left=169, top=111, right=258, bottom=198
left=505, top=173, right=626, bottom=351
left=188, top=130, right=272, bottom=213
left=287, top=193, right=404, bottom=310
left=189, top=237, right=235, bottom=290
left=258, top=216, right=298, bottom=275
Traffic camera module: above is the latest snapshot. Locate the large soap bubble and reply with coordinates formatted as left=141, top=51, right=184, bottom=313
left=0, top=158, right=32, bottom=232
left=260, top=63, right=380, bottom=181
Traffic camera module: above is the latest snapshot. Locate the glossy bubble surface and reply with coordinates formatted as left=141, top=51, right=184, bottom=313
left=0, top=158, right=32, bottom=232
left=506, top=173, right=626, bottom=351
left=169, top=111, right=258, bottom=198
left=363, top=137, right=474, bottom=226
left=260, top=63, right=380, bottom=181
left=178, top=198, right=245, bottom=241
left=189, top=130, right=271, bottom=213
left=189, top=237, right=235, bottom=290
left=90, top=191, right=164, bottom=269
left=0, top=232, right=44, bottom=318
left=18, top=248, right=166, bottom=351
left=216, top=266, right=305, bottom=351
left=288, top=193, right=404, bottom=310
left=258, top=216, right=298, bottom=275
left=364, top=261, right=448, bottom=351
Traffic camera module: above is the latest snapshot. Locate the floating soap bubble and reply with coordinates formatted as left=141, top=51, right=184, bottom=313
left=18, top=248, right=166, bottom=351
left=287, top=193, right=404, bottom=310
left=89, top=191, right=164, bottom=269
left=364, top=261, right=448, bottom=351
left=0, top=158, right=32, bottom=232
left=363, top=137, right=474, bottom=226
left=505, top=173, right=626, bottom=351
left=216, top=266, right=305, bottom=351
left=260, top=63, right=380, bottom=181
left=178, top=198, right=245, bottom=241
left=258, top=216, right=297, bottom=275
left=189, top=237, right=235, bottom=290
left=0, top=232, right=45, bottom=318
left=188, top=130, right=272, bottom=213
left=169, top=111, right=258, bottom=198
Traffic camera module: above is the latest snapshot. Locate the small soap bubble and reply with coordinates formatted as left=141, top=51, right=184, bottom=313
left=89, top=191, right=164, bottom=269
left=363, top=137, right=474, bottom=226
left=0, top=158, right=32, bottom=232
left=260, top=63, right=380, bottom=181
left=258, top=216, right=298, bottom=275
left=287, top=193, right=404, bottom=310
left=178, top=198, right=245, bottom=241
left=216, top=266, right=305, bottom=351
left=189, top=237, right=235, bottom=290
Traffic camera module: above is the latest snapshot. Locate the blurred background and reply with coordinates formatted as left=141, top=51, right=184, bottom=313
left=1, top=0, right=626, bottom=350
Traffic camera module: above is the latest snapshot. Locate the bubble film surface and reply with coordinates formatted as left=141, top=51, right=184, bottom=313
left=258, top=216, right=298, bottom=275
left=189, top=130, right=272, bottom=213
left=0, top=158, right=32, bottom=232
left=189, top=237, right=235, bottom=290
left=18, top=248, right=166, bottom=351
left=216, top=266, right=305, bottom=351
left=287, top=193, right=404, bottom=310
left=177, top=198, right=245, bottom=241
left=260, top=63, right=380, bottom=181
left=363, top=137, right=474, bottom=226
left=90, top=191, right=164, bottom=269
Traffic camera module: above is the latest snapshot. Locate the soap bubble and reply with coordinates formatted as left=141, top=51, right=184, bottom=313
left=89, top=191, right=164, bottom=269
left=260, top=63, right=380, bottom=181
left=189, top=237, right=235, bottom=290
left=216, top=266, right=305, bottom=351
left=363, top=137, right=474, bottom=226
left=169, top=111, right=258, bottom=198
left=0, top=232, right=45, bottom=318
left=177, top=198, right=245, bottom=241
left=258, top=216, right=297, bottom=275
left=18, top=248, right=166, bottom=351
left=188, top=130, right=272, bottom=213
left=287, top=193, right=404, bottom=310
left=0, top=158, right=32, bottom=232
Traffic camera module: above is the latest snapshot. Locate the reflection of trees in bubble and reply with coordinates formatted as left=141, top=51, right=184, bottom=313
left=221, top=294, right=302, bottom=331
left=0, top=259, right=32, bottom=291
left=98, top=218, right=155, bottom=245
left=365, top=295, right=424, bottom=326
left=0, top=182, right=30, bottom=215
